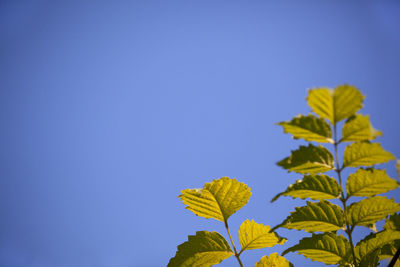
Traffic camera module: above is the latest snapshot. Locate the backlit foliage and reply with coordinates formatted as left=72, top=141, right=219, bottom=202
left=168, top=177, right=291, bottom=267
left=274, top=85, right=400, bottom=266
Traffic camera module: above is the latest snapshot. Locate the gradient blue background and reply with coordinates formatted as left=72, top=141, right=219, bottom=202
left=1, top=1, right=400, bottom=267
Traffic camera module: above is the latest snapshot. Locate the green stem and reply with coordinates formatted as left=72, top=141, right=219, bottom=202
left=333, top=124, right=358, bottom=267
left=224, top=220, right=244, bottom=267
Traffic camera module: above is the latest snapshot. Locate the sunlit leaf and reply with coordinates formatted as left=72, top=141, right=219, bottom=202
left=255, top=253, right=294, bottom=267
left=341, top=114, right=382, bottom=142
left=346, top=168, right=399, bottom=197
left=278, top=114, right=333, bottom=143
left=282, top=233, right=351, bottom=265
left=397, top=159, right=400, bottom=177
left=271, top=174, right=340, bottom=202
left=274, top=201, right=344, bottom=232
left=238, top=220, right=285, bottom=252
left=277, top=144, right=334, bottom=174
left=355, top=230, right=400, bottom=264
left=343, top=142, right=395, bottom=168
left=307, top=85, right=364, bottom=124
left=347, top=196, right=400, bottom=227
left=167, top=231, right=233, bottom=267
left=179, top=177, right=251, bottom=222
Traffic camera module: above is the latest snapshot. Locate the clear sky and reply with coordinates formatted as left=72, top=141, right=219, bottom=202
left=1, top=1, right=400, bottom=267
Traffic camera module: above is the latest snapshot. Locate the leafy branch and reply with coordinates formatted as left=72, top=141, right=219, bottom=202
left=273, top=84, right=400, bottom=266
left=168, top=177, right=292, bottom=267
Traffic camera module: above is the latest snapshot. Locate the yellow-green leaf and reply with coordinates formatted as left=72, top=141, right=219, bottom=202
left=278, top=114, right=333, bottom=143
left=397, top=159, right=400, bottom=177
left=355, top=230, right=400, bottom=264
left=282, top=233, right=351, bottom=265
left=343, top=142, right=395, bottom=168
left=238, top=220, right=285, bottom=252
left=347, top=196, right=400, bottom=227
left=255, top=253, right=294, bottom=267
left=341, top=114, right=382, bottom=142
left=274, top=201, right=344, bottom=233
left=271, top=174, right=340, bottom=202
left=179, top=177, right=251, bottom=222
left=307, top=85, right=364, bottom=125
left=346, top=168, right=399, bottom=198
left=167, top=231, right=233, bottom=267
left=277, top=144, right=334, bottom=174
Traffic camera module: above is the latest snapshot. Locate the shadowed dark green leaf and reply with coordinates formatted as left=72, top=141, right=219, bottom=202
left=382, top=216, right=400, bottom=265
left=167, top=231, right=233, bottom=267
left=238, top=220, right=285, bottom=252
left=307, top=85, right=364, bottom=124
left=341, top=114, right=382, bottom=142
left=278, top=114, right=333, bottom=143
left=343, top=142, right=395, bottom=168
left=380, top=241, right=400, bottom=263
left=179, top=177, right=251, bottom=222
left=255, top=253, right=294, bottom=267
left=359, top=249, right=380, bottom=267
left=346, top=168, right=399, bottom=197
left=277, top=144, right=334, bottom=174
left=274, top=201, right=344, bottom=232
left=355, top=230, right=400, bottom=264
left=271, top=174, right=340, bottom=202
left=347, top=196, right=400, bottom=227
left=282, top=233, right=351, bottom=265
left=384, top=213, right=400, bottom=231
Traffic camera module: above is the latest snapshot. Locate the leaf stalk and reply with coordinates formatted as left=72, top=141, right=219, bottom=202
left=224, top=220, right=244, bottom=267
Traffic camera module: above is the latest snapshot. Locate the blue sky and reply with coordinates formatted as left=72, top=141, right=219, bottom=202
left=1, top=1, right=400, bottom=267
